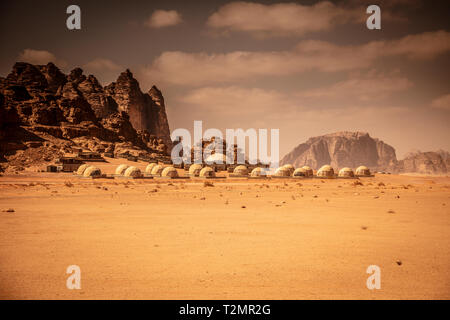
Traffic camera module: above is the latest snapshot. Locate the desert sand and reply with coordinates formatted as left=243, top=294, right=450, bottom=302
left=0, top=159, right=449, bottom=300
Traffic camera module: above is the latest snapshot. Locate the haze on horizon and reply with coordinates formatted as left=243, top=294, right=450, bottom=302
left=1, top=0, right=449, bottom=158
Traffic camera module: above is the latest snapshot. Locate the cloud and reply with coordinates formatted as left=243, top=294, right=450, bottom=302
left=178, top=73, right=412, bottom=116
left=83, top=58, right=122, bottom=73
left=83, top=58, right=123, bottom=85
left=143, top=31, right=450, bottom=86
left=179, top=86, right=297, bottom=116
left=207, top=1, right=390, bottom=37
left=385, top=30, right=450, bottom=59
left=297, top=72, right=413, bottom=102
left=430, top=94, right=450, bottom=111
left=17, top=49, right=67, bottom=67
left=145, top=10, right=182, bottom=28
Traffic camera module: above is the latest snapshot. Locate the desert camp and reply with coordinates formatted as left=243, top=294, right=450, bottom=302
left=1, top=0, right=449, bottom=303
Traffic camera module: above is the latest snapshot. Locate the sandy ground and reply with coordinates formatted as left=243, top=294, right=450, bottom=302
left=0, top=159, right=449, bottom=299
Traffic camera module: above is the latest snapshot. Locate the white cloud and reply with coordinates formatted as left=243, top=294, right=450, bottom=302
left=430, top=93, right=450, bottom=111
left=143, top=31, right=450, bottom=86
left=17, top=49, right=67, bottom=67
left=145, top=10, right=182, bottom=28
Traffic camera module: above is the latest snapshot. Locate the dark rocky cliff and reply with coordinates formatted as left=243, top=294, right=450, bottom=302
left=0, top=62, right=172, bottom=172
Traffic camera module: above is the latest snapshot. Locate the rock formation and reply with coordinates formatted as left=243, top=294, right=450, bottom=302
left=281, top=132, right=397, bottom=171
left=105, top=70, right=171, bottom=147
left=0, top=62, right=172, bottom=172
left=394, top=150, right=449, bottom=174
left=282, top=132, right=449, bottom=174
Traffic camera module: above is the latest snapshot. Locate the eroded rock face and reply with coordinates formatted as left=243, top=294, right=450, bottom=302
left=78, top=75, right=118, bottom=119
left=395, top=151, right=449, bottom=174
left=281, top=132, right=398, bottom=171
left=0, top=62, right=172, bottom=171
left=105, top=70, right=172, bottom=148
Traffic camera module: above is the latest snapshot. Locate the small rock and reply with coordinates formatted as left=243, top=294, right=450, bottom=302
left=396, top=260, right=402, bottom=266
left=3, top=208, right=15, bottom=213
left=64, top=181, right=74, bottom=187
left=241, top=205, right=246, bottom=209
left=387, top=209, right=395, bottom=214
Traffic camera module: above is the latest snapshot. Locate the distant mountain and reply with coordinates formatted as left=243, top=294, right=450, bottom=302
left=0, top=62, right=171, bottom=172
left=281, top=132, right=449, bottom=174
left=395, top=150, right=450, bottom=174
left=281, top=131, right=397, bottom=171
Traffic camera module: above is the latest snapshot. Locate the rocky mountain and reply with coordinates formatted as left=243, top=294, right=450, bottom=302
left=0, top=62, right=172, bottom=172
left=281, top=132, right=397, bottom=171
left=394, top=150, right=450, bottom=174
left=281, top=132, right=449, bottom=174
left=105, top=70, right=171, bottom=147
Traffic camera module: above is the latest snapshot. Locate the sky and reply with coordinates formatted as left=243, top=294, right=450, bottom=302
left=1, top=0, right=449, bottom=158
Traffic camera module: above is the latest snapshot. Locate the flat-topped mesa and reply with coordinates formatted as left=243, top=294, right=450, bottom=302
left=281, top=131, right=397, bottom=171
left=395, top=150, right=450, bottom=174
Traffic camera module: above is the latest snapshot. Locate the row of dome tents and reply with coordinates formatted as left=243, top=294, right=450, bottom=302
left=74, top=163, right=373, bottom=180
left=272, top=164, right=372, bottom=178
left=114, top=163, right=185, bottom=179
left=75, top=164, right=104, bottom=178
